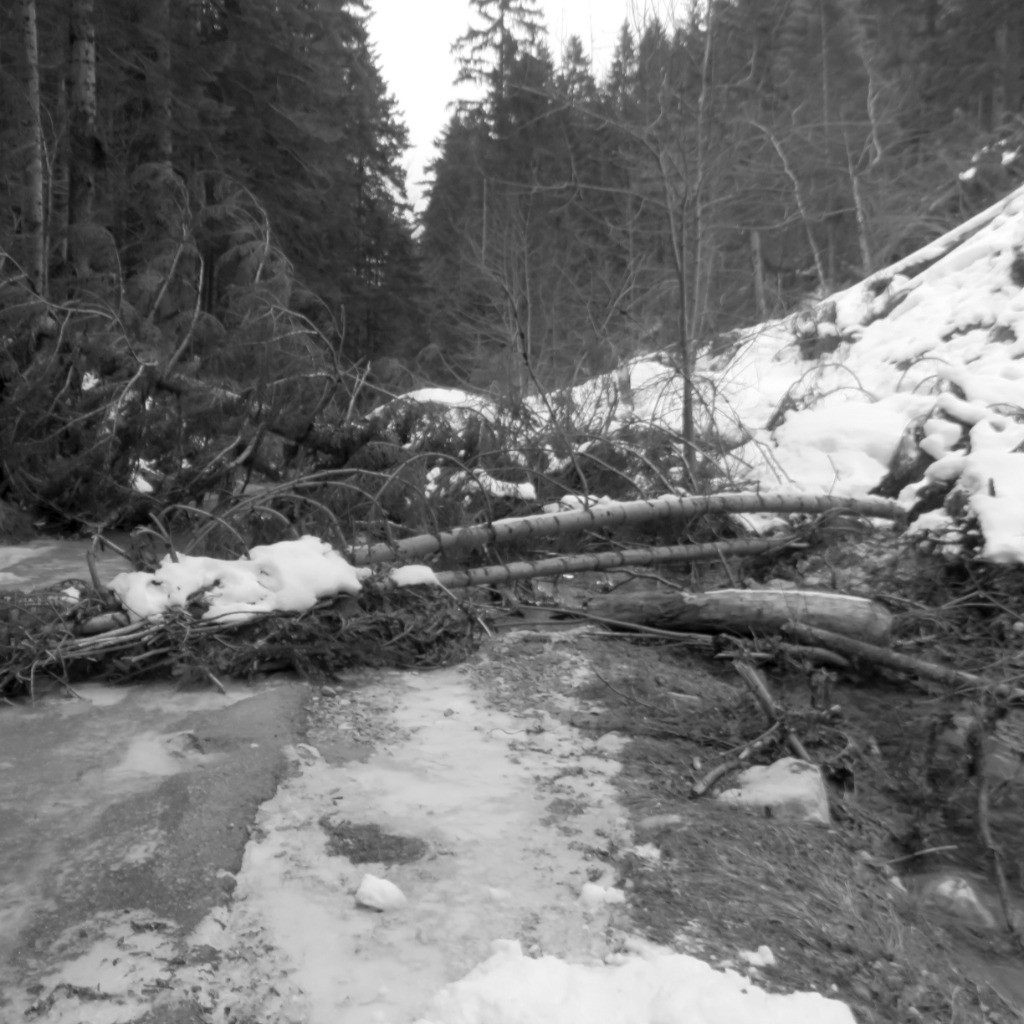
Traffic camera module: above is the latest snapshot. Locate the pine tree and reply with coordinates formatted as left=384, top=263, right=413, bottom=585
left=454, top=0, right=546, bottom=136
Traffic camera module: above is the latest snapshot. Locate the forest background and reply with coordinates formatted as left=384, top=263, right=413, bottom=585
left=1, top=0, right=1022, bottom=531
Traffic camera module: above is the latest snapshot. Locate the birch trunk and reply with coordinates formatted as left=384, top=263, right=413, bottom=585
left=348, top=492, right=903, bottom=567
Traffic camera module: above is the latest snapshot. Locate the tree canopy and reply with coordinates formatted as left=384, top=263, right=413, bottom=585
left=420, top=0, right=1024, bottom=394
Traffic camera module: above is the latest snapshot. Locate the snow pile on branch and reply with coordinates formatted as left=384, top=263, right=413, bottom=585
left=109, top=536, right=363, bottom=623
left=415, top=938, right=854, bottom=1024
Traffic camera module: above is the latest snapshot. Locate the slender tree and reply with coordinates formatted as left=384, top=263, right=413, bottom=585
left=68, top=0, right=99, bottom=229
left=19, top=0, right=46, bottom=294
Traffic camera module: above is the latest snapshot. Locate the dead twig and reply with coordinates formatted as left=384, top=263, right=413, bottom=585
left=734, top=659, right=813, bottom=761
left=782, top=622, right=1008, bottom=694
left=966, top=711, right=1022, bottom=944
left=691, top=723, right=781, bottom=797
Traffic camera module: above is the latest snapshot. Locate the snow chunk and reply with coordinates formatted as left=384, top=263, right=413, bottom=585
left=389, top=564, right=441, bottom=588
left=109, top=535, right=361, bottom=623
left=740, top=945, right=777, bottom=968
left=957, top=420, right=1024, bottom=561
left=449, top=469, right=536, bottom=502
left=629, top=843, right=662, bottom=863
left=579, top=882, right=626, bottom=910
left=919, top=417, right=963, bottom=460
left=400, top=387, right=491, bottom=412
left=414, top=938, right=855, bottom=1024
left=355, top=873, right=407, bottom=912
left=542, top=493, right=614, bottom=514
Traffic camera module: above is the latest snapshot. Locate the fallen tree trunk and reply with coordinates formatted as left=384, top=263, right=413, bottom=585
left=349, top=492, right=902, bottom=567
left=154, top=369, right=378, bottom=462
left=782, top=622, right=996, bottom=692
left=432, top=537, right=798, bottom=589
left=586, top=587, right=893, bottom=644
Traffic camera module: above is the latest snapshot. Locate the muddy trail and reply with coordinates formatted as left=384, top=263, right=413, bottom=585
left=0, top=544, right=1022, bottom=1023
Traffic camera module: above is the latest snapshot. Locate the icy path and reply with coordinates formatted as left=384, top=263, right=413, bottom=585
left=1, top=650, right=856, bottom=1024
left=188, top=665, right=632, bottom=1023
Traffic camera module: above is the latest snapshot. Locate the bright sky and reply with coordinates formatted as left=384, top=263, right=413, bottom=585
left=367, top=1, right=653, bottom=208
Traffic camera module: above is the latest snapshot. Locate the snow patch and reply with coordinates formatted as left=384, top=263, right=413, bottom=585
left=413, top=937, right=854, bottom=1024
left=109, top=535, right=361, bottom=623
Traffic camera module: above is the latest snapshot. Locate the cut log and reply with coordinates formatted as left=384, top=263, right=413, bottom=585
left=348, top=492, right=902, bottom=567
left=586, top=588, right=893, bottom=644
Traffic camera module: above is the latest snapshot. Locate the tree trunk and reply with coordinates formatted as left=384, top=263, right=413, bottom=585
left=347, top=492, right=903, bottom=567
left=993, top=6, right=1022, bottom=125
left=587, top=588, right=892, bottom=644
left=145, top=0, right=173, bottom=165
left=691, top=3, right=715, bottom=341
left=68, top=0, right=99, bottom=229
left=19, top=0, right=46, bottom=295
left=750, top=229, right=767, bottom=318
left=431, top=537, right=796, bottom=590
left=847, top=152, right=872, bottom=275
left=657, top=148, right=693, bottom=484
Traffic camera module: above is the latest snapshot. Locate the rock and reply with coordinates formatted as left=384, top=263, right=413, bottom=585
left=579, top=882, right=626, bottom=910
left=938, top=710, right=1024, bottom=786
left=628, top=843, right=662, bottom=863
left=594, top=731, right=626, bottom=753
left=355, top=873, right=407, bottom=912
left=286, top=743, right=322, bottom=765
left=717, top=757, right=830, bottom=824
left=918, top=873, right=997, bottom=930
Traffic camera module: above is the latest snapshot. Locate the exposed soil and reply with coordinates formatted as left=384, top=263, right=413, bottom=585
left=472, top=615, right=1024, bottom=1024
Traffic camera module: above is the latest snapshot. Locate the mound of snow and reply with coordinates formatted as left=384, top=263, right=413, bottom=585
left=414, top=938, right=854, bottom=1024
left=109, top=535, right=361, bottom=623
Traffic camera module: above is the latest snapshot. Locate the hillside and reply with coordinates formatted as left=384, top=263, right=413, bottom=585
left=394, top=183, right=1024, bottom=564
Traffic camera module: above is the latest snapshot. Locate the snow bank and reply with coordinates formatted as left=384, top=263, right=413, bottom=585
left=109, top=535, right=362, bottom=623
left=414, top=938, right=855, bottom=1024
left=702, top=187, right=1024, bottom=558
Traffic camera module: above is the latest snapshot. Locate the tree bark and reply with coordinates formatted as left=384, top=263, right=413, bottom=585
left=68, top=0, right=99, bottom=229
left=20, top=0, right=46, bottom=295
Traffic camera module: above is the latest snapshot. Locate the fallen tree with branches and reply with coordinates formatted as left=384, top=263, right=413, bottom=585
left=0, top=487, right=984, bottom=709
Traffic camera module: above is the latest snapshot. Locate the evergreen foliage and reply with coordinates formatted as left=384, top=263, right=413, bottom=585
left=421, top=0, right=1024, bottom=394
left=0, top=0, right=423, bottom=528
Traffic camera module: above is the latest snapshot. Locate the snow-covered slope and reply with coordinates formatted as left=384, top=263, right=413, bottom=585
left=394, top=184, right=1024, bottom=563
